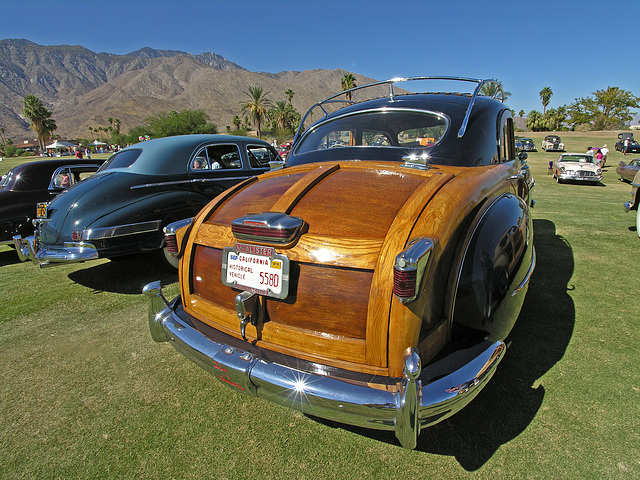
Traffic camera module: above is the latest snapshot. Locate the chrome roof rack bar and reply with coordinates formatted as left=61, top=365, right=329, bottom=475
left=293, top=76, right=505, bottom=143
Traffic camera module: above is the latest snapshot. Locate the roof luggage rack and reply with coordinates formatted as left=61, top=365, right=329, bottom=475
left=294, top=76, right=505, bottom=142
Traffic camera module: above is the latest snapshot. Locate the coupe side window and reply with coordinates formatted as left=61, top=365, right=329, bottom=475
left=191, top=144, right=242, bottom=171
left=247, top=146, right=278, bottom=168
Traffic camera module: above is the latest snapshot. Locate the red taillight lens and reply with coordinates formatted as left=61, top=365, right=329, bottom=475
left=393, top=267, right=417, bottom=298
left=165, top=233, right=178, bottom=256
left=392, top=237, right=436, bottom=304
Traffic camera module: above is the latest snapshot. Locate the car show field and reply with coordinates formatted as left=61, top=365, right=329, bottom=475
left=1, top=131, right=639, bottom=478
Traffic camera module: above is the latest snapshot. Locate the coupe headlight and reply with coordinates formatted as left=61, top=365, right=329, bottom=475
left=560, top=166, right=565, bottom=172
left=597, top=169, right=602, bottom=174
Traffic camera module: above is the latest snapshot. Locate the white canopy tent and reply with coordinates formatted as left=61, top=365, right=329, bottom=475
left=46, top=140, right=76, bottom=149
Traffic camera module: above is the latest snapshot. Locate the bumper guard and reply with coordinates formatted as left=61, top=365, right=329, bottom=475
left=14, top=235, right=98, bottom=267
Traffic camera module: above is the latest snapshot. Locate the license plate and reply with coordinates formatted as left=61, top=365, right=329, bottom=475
left=222, top=243, right=290, bottom=299
left=36, top=202, right=48, bottom=219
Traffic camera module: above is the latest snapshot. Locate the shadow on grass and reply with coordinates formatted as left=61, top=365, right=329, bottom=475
left=67, top=253, right=177, bottom=294
left=0, top=246, right=20, bottom=267
left=311, top=219, right=575, bottom=470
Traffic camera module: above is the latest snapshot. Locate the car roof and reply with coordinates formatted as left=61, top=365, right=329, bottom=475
left=287, top=92, right=506, bottom=168
left=106, top=134, right=270, bottom=175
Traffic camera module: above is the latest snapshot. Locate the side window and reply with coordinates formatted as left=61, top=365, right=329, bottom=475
left=190, top=148, right=211, bottom=170
left=191, top=144, right=242, bottom=171
left=497, top=112, right=515, bottom=162
left=52, top=168, right=73, bottom=188
left=247, top=146, right=278, bottom=168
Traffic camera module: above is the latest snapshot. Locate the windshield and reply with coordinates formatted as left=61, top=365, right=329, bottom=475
left=295, top=109, right=449, bottom=156
left=560, top=155, right=594, bottom=164
left=96, top=149, right=142, bottom=172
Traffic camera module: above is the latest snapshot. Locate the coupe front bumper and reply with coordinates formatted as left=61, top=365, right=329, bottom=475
left=14, top=235, right=98, bottom=267
left=143, top=282, right=507, bottom=450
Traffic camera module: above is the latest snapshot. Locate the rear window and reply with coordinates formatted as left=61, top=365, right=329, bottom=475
left=295, top=110, right=448, bottom=156
left=97, top=149, right=142, bottom=172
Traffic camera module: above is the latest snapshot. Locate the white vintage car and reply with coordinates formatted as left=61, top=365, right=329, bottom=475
left=542, top=135, right=565, bottom=152
left=552, top=153, right=602, bottom=184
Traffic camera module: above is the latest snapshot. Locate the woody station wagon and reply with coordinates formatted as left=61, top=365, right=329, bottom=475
left=144, top=77, right=536, bottom=449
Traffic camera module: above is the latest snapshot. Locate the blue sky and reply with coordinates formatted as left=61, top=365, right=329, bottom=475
left=2, top=0, right=639, bottom=117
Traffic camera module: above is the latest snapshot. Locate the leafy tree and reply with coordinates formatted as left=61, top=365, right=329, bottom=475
left=22, top=95, right=57, bottom=152
left=518, top=110, right=525, bottom=118
left=567, top=87, right=640, bottom=130
left=341, top=73, right=357, bottom=101
left=145, top=109, right=218, bottom=138
left=539, top=87, right=553, bottom=115
left=241, top=86, right=273, bottom=139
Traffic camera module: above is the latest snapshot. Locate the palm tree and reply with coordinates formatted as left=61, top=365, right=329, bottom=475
left=232, top=115, right=242, bottom=131
left=518, top=110, right=525, bottom=118
left=22, top=95, right=56, bottom=152
left=526, top=110, right=544, bottom=131
left=270, top=101, right=299, bottom=131
left=539, top=87, right=553, bottom=115
left=241, top=85, right=273, bottom=139
left=114, top=119, right=121, bottom=133
left=285, top=89, right=295, bottom=105
left=479, top=80, right=511, bottom=100
left=341, top=73, right=357, bottom=101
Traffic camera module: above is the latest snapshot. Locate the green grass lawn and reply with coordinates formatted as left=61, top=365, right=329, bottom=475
left=1, top=134, right=639, bottom=479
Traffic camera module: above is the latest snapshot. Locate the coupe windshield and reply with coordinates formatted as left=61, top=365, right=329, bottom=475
left=560, top=155, right=594, bottom=163
left=295, top=110, right=448, bottom=156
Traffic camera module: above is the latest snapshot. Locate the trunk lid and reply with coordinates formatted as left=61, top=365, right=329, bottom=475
left=182, top=162, right=455, bottom=375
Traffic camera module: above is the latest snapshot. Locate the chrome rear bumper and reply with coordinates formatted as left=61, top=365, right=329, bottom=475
left=14, top=235, right=98, bottom=267
left=143, top=282, right=507, bottom=450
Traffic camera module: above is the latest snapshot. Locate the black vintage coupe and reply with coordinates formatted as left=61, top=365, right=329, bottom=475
left=14, top=135, right=280, bottom=268
left=1, top=158, right=103, bottom=245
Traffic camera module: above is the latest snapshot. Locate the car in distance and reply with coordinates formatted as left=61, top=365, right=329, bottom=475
left=541, top=135, right=564, bottom=152
left=616, top=158, right=640, bottom=183
left=1, top=158, right=102, bottom=245
left=143, top=77, right=536, bottom=449
left=615, top=138, right=640, bottom=155
left=14, top=135, right=280, bottom=268
left=552, top=153, right=602, bottom=184
left=519, top=137, right=537, bottom=152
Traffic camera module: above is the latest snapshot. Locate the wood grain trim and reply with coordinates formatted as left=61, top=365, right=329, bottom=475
left=270, top=163, right=340, bottom=214
left=184, top=294, right=377, bottom=370
left=193, top=222, right=384, bottom=269
left=365, top=171, right=455, bottom=368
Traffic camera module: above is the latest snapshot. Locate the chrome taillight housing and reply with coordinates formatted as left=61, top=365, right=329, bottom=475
left=393, top=237, right=436, bottom=304
left=163, top=218, right=193, bottom=257
left=231, top=212, right=304, bottom=244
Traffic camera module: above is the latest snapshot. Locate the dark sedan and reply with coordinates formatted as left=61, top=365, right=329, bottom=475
left=616, top=158, right=640, bottom=182
left=519, top=137, right=537, bottom=152
left=1, top=158, right=103, bottom=245
left=14, top=135, right=280, bottom=268
left=615, top=139, right=640, bottom=155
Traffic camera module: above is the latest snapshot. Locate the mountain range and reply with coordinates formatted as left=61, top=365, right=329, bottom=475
left=0, top=39, right=376, bottom=142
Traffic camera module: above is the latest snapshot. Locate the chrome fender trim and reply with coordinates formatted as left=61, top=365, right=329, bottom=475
left=143, top=282, right=507, bottom=449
